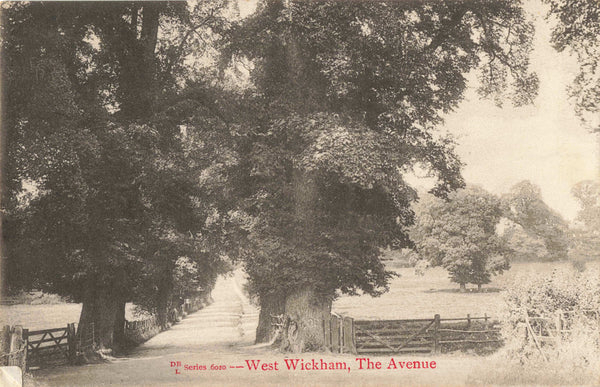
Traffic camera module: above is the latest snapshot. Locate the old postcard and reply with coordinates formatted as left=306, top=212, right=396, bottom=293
left=1, top=0, right=599, bottom=386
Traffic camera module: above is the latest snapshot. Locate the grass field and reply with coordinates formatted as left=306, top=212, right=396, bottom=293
left=2, top=261, right=595, bottom=330
left=0, top=303, right=148, bottom=331
left=332, top=261, right=598, bottom=320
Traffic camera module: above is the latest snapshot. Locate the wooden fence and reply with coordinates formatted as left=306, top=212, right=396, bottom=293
left=124, top=294, right=212, bottom=345
left=0, top=297, right=19, bottom=306
left=1, top=293, right=212, bottom=371
left=0, top=325, right=28, bottom=372
left=124, top=316, right=160, bottom=345
left=324, top=314, right=355, bottom=353
left=523, top=309, right=600, bottom=361
left=23, top=324, right=74, bottom=368
left=326, top=314, right=502, bottom=355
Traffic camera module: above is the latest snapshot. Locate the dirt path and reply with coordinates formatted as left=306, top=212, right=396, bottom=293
left=33, top=273, right=480, bottom=387
left=34, top=273, right=261, bottom=386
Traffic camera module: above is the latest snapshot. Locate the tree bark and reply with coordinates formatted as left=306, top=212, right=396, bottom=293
left=156, top=272, right=173, bottom=330
left=140, top=3, right=160, bottom=60
left=255, top=293, right=285, bottom=344
left=119, top=2, right=162, bottom=121
left=112, top=299, right=127, bottom=352
left=280, top=287, right=331, bottom=353
left=77, top=286, right=120, bottom=350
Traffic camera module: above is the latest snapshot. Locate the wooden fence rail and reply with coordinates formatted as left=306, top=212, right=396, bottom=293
left=523, top=309, right=600, bottom=361
left=22, top=323, right=80, bottom=369
left=326, top=313, right=502, bottom=355
left=0, top=293, right=212, bottom=371
left=324, top=314, right=355, bottom=354
left=0, top=325, right=28, bottom=373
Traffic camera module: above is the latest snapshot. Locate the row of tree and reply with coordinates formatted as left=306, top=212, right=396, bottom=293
left=1, top=0, right=597, bottom=353
left=1, top=1, right=237, bottom=350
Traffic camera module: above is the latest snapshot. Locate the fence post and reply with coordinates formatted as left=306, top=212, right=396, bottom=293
left=9, top=326, right=26, bottom=373
left=1, top=325, right=10, bottom=355
left=323, top=315, right=331, bottom=351
left=342, top=317, right=356, bottom=354
left=484, top=313, right=488, bottom=329
left=22, top=328, right=28, bottom=372
left=331, top=316, right=340, bottom=353
left=351, top=318, right=356, bottom=354
left=339, top=316, right=343, bottom=354
left=467, top=314, right=471, bottom=328
left=67, top=323, right=76, bottom=363
left=433, top=314, right=441, bottom=354
left=555, top=309, right=563, bottom=344
left=22, top=328, right=29, bottom=367
left=10, top=326, right=22, bottom=353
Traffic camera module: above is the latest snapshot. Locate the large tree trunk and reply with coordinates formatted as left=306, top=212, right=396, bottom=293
left=119, top=2, right=162, bottom=121
left=156, top=272, right=173, bottom=330
left=280, top=287, right=331, bottom=353
left=255, top=293, right=285, bottom=344
left=77, top=286, right=120, bottom=351
left=112, top=299, right=127, bottom=352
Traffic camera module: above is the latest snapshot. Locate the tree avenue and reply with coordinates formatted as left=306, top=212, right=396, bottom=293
left=224, top=0, right=538, bottom=351
left=2, top=0, right=541, bottom=355
left=1, top=1, right=234, bottom=350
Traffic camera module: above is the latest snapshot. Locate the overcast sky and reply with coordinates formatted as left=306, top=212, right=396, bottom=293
left=442, top=0, right=599, bottom=221
left=237, top=0, right=600, bottom=221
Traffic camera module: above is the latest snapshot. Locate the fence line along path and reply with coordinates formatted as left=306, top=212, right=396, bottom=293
left=128, top=274, right=259, bottom=357
left=324, top=313, right=502, bottom=355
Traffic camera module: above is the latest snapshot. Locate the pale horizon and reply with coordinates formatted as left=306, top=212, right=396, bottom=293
left=418, top=0, right=600, bottom=221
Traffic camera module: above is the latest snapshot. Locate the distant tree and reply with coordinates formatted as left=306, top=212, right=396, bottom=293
left=501, top=222, right=550, bottom=262
left=571, top=180, right=600, bottom=230
left=225, top=0, right=538, bottom=350
left=545, top=0, right=600, bottom=132
left=502, top=181, right=570, bottom=260
left=569, top=180, right=600, bottom=261
left=410, top=187, right=509, bottom=292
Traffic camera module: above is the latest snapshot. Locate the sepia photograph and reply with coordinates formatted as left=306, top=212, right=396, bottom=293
left=0, top=0, right=599, bottom=386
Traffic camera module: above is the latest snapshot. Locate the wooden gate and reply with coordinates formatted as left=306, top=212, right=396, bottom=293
left=324, top=314, right=355, bottom=353
left=523, top=309, right=600, bottom=361
left=354, top=315, right=440, bottom=354
left=24, top=324, right=75, bottom=368
left=349, top=314, right=501, bottom=354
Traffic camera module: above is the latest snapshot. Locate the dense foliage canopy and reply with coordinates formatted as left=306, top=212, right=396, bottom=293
left=410, top=187, right=509, bottom=290
left=2, top=0, right=545, bottom=352
left=545, top=0, right=600, bottom=132
left=502, top=181, right=570, bottom=261
left=1, top=1, right=234, bottom=346
left=226, top=0, right=538, bottom=301
left=569, top=180, right=600, bottom=262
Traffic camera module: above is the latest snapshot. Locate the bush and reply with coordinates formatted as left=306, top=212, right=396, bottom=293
left=504, top=265, right=600, bottom=318
left=469, top=266, right=600, bottom=385
left=381, top=248, right=418, bottom=269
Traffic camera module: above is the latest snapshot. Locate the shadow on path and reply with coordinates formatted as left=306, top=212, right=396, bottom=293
left=35, top=273, right=260, bottom=386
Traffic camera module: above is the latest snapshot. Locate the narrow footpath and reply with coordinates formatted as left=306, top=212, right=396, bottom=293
left=34, top=273, right=260, bottom=386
